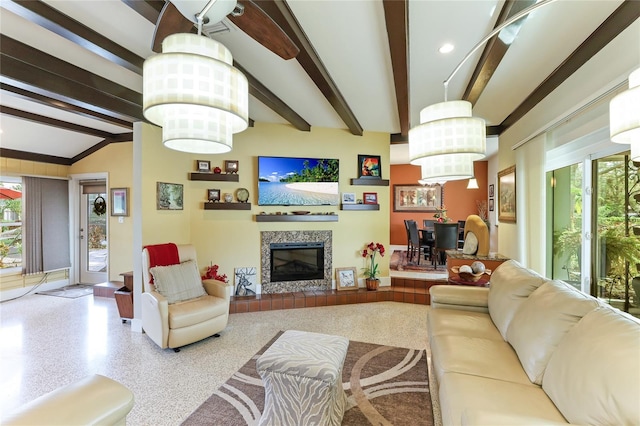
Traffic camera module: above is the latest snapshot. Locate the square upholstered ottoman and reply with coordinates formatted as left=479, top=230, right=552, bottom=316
left=257, top=330, right=349, bottom=426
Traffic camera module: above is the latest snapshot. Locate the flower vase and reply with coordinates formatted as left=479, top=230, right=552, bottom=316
left=365, top=278, right=379, bottom=291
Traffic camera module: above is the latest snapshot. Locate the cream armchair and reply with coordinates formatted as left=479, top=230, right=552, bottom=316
left=141, top=244, right=232, bottom=352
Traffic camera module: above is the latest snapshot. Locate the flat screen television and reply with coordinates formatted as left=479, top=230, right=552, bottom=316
left=258, top=156, right=339, bottom=206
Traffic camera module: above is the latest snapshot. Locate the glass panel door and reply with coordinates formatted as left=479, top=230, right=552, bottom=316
left=80, top=189, right=107, bottom=284
left=592, top=153, right=640, bottom=315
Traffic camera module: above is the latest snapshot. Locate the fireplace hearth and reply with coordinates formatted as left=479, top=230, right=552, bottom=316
left=261, top=231, right=332, bottom=293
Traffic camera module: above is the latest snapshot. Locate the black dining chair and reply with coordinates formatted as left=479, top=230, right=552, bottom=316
left=420, top=220, right=435, bottom=261
left=457, top=220, right=466, bottom=249
left=404, top=219, right=414, bottom=255
left=433, top=223, right=459, bottom=268
left=407, top=220, right=430, bottom=264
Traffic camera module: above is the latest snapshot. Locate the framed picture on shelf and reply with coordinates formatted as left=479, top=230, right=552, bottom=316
left=357, top=154, right=381, bottom=179
left=196, top=160, right=210, bottom=172
left=225, top=160, right=239, bottom=174
left=335, top=267, right=358, bottom=291
left=489, top=198, right=495, bottom=211
left=489, top=184, right=495, bottom=198
left=110, top=187, right=128, bottom=216
left=156, top=182, right=183, bottom=210
left=207, top=189, right=220, bottom=202
left=363, top=192, right=378, bottom=204
left=498, top=165, right=516, bottom=223
left=342, top=192, right=356, bottom=204
left=393, top=184, right=442, bottom=212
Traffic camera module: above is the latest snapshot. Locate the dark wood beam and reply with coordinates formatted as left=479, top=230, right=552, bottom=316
left=1, top=84, right=134, bottom=129
left=3, top=0, right=144, bottom=74
left=500, top=0, right=640, bottom=131
left=0, top=35, right=144, bottom=122
left=259, top=0, right=364, bottom=136
left=0, top=148, right=73, bottom=166
left=464, top=0, right=536, bottom=105
left=383, top=0, right=409, bottom=138
left=235, top=63, right=310, bottom=132
left=121, top=0, right=165, bottom=24
left=0, top=105, right=116, bottom=138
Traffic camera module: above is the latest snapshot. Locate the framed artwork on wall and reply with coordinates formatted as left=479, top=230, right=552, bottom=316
left=489, top=198, right=494, bottom=211
left=207, top=189, right=220, bottom=202
left=336, top=267, right=358, bottom=291
left=497, top=165, right=516, bottom=223
left=225, top=160, right=239, bottom=174
left=196, top=160, right=210, bottom=172
left=156, top=182, right=184, bottom=210
left=357, top=154, right=381, bottom=178
left=393, top=184, right=442, bottom=212
left=342, top=192, right=356, bottom=204
left=110, top=187, right=128, bottom=216
left=363, top=192, right=378, bottom=204
left=489, top=184, right=495, bottom=198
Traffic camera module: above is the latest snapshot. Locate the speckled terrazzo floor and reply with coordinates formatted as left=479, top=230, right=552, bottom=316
left=0, top=293, right=440, bottom=426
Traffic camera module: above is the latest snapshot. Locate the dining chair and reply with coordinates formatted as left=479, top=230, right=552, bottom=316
left=457, top=220, right=466, bottom=249
left=407, top=220, right=430, bottom=264
left=433, top=223, right=459, bottom=269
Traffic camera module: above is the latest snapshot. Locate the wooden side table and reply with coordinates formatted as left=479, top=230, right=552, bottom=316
left=114, top=271, right=134, bottom=323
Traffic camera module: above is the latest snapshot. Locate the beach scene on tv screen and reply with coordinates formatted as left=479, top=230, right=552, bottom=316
left=258, top=157, right=339, bottom=205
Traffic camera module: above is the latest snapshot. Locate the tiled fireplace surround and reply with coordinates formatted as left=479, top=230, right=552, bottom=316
left=229, top=230, right=446, bottom=314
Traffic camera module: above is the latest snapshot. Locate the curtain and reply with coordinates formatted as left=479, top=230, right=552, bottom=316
left=23, top=177, right=70, bottom=274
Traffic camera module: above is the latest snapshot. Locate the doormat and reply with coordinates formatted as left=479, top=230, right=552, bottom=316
left=36, top=284, right=93, bottom=299
left=183, top=332, right=434, bottom=425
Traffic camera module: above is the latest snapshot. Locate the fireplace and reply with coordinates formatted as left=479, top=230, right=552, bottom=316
left=270, top=242, right=324, bottom=282
left=261, top=230, right=332, bottom=293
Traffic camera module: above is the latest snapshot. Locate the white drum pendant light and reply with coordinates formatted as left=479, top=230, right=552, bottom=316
left=143, top=33, right=248, bottom=154
left=610, top=67, right=640, bottom=145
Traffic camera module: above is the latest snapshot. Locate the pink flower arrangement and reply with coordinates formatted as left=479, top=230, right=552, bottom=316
left=202, top=264, right=228, bottom=283
left=361, top=242, right=385, bottom=279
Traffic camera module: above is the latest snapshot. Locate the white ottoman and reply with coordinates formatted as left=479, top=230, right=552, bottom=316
left=257, top=330, right=349, bottom=426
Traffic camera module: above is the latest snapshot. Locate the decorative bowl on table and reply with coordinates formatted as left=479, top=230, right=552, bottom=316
left=450, top=266, right=492, bottom=282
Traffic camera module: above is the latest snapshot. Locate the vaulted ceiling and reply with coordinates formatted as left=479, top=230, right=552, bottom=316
left=0, top=0, right=638, bottom=166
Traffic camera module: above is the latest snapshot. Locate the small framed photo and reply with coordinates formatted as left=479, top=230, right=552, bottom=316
left=336, top=267, right=358, bottom=291
left=489, top=184, right=495, bottom=198
left=358, top=154, right=381, bottom=179
left=342, top=192, right=356, bottom=204
left=225, top=160, right=239, bottom=174
left=498, top=165, right=516, bottom=223
left=197, top=160, right=211, bottom=172
left=489, top=198, right=495, bottom=211
left=207, top=189, right=220, bottom=202
left=157, top=182, right=183, bottom=210
left=110, top=187, right=129, bottom=216
left=363, top=192, right=378, bottom=204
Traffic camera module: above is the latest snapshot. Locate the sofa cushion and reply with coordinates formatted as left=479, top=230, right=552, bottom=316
left=438, top=372, right=567, bottom=426
left=506, top=280, right=600, bottom=385
left=488, top=260, right=546, bottom=339
left=428, top=308, right=502, bottom=341
left=150, top=260, right=206, bottom=304
left=543, top=306, right=640, bottom=425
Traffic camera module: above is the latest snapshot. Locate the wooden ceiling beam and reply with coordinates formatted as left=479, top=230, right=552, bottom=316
left=3, top=0, right=144, bottom=74
left=120, top=0, right=165, bottom=24
left=463, top=0, right=536, bottom=105
left=383, top=0, right=409, bottom=138
left=0, top=148, right=73, bottom=166
left=259, top=0, right=364, bottom=136
left=500, top=0, right=640, bottom=131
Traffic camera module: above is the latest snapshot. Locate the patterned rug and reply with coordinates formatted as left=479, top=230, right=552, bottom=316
left=183, top=332, right=433, bottom=426
left=36, top=284, right=93, bottom=299
left=389, top=249, right=448, bottom=273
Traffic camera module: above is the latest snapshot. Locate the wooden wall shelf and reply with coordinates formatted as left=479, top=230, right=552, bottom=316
left=255, top=214, right=338, bottom=222
left=204, top=202, right=251, bottom=210
left=340, top=204, right=380, bottom=211
left=189, top=172, right=239, bottom=182
left=350, top=178, right=389, bottom=186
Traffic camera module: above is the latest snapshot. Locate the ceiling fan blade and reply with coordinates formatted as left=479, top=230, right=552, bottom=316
left=228, top=1, right=299, bottom=60
left=151, top=1, right=195, bottom=53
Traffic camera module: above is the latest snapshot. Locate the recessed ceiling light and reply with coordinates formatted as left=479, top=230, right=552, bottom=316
left=439, top=43, right=454, bottom=54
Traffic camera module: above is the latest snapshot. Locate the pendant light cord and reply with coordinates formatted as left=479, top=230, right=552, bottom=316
left=196, top=0, right=219, bottom=35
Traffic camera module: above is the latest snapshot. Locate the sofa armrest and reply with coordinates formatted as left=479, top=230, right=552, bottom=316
left=141, top=290, right=169, bottom=348
left=203, top=279, right=233, bottom=301
left=4, top=374, right=134, bottom=426
left=430, top=285, right=489, bottom=313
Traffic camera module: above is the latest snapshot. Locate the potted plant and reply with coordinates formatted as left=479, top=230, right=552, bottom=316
left=361, top=242, right=385, bottom=290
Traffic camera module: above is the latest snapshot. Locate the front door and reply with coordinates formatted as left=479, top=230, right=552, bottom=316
left=79, top=182, right=108, bottom=284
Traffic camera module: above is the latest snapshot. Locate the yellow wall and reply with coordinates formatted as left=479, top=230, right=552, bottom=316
left=140, top=122, right=391, bottom=284
left=70, top=142, right=134, bottom=282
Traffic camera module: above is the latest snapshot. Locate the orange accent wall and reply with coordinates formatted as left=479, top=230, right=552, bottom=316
left=389, top=161, right=488, bottom=245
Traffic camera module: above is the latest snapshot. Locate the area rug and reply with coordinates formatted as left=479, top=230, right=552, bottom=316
left=36, top=284, right=93, bottom=299
left=183, top=333, right=433, bottom=426
left=389, top=249, right=447, bottom=274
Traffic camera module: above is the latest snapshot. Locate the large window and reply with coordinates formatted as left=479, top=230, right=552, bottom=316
left=0, top=180, right=22, bottom=271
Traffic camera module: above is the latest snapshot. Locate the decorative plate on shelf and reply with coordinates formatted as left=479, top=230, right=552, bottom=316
left=236, top=188, right=249, bottom=203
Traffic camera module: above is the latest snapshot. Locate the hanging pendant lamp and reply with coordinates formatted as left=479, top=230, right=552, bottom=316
left=610, top=67, right=640, bottom=145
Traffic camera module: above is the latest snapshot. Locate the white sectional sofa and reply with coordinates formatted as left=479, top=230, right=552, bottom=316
left=428, top=260, right=640, bottom=425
